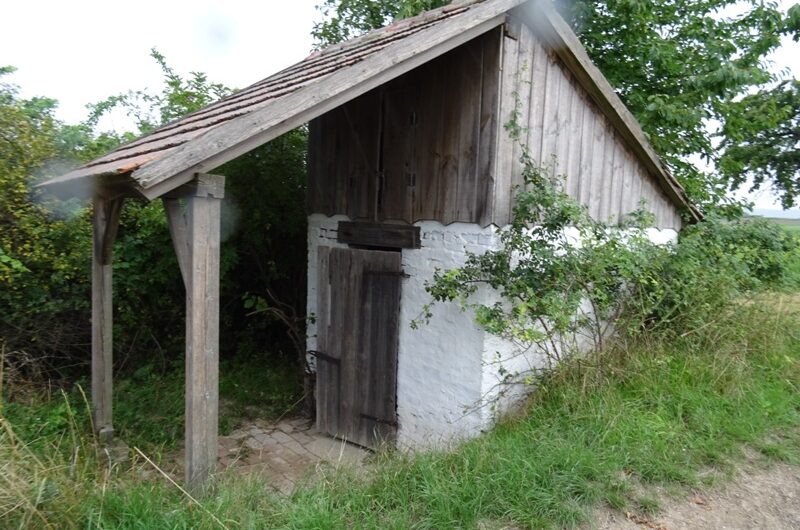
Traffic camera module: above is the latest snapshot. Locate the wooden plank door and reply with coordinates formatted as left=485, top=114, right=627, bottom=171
left=316, top=247, right=402, bottom=448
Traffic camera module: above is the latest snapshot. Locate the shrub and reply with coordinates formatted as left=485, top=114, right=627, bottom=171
left=420, top=124, right=799, bottom=389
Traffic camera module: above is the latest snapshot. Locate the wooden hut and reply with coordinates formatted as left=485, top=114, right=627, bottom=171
left=41, top=0, right=699, bottom=489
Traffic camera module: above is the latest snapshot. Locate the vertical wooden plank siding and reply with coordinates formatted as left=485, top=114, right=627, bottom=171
left=315, top=247, right=338, bottom=435
left=527, top=30, right=548, bottom=170
left=415, top=66, right=444, bottom=221
left=577, top=97, right=596, bottom=207
left=540, top=50, right=561, bottom=178
left=490, top=18, right=684, bottom=230
left=555, top=63, right=573, bottom=186
left=609, top=141, right=626, bottom=224
left=309, top=29, right=503, bottom=226
left=437, top=44, right=463, bottom=224
left=382, top=84, right=416, bottom=222
left=630, top=152, right=644, bottom=213
left=307, top=22, right=683, bottom=230
left=619, top=150, right=636, bottom=220
left=184, top=190, right=222, bottom=493
left=511, top=18, right=534, bottom=195
left=91, top=196, right=123, bottom=442
left=454, top=37, right=482, bottom=222
left=564, top=80, right=584, bottom=199
left=316, top=248, right=402, bottom=448
left=477, top=26, right=502, bottom=226
left=492, top=24, right=519, bottom=226
left=588, top=108, right=607, bottom=219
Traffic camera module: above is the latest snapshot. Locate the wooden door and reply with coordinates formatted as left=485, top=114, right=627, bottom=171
left=315, top=247, right=402, bottom=448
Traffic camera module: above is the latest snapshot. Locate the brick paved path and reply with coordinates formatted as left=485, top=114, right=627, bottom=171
left=215, top=417, right=369, bottom=493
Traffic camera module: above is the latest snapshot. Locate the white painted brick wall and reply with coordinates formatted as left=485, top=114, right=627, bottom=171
left=306, top=214, right=678, bottom=448
left=395, top=222, right=502, bottom=447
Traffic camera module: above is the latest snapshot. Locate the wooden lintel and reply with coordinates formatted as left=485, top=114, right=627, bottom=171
left=91, top=196, right=124, bottom=442
left=163, top=173, right=225, bottom=200
left=337, top=221, right=421, bottom=249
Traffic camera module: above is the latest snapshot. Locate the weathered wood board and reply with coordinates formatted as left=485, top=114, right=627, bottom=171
left=337, top=221, right=421, bottom=249
left=91, top=196, right=123, bottom=442
left=309, top=19, right=683, bottom=230
left=315, top=247, right=402, bottom=448
left=308, top=28, right=504, bottom=227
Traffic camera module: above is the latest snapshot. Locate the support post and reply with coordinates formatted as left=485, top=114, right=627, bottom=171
left=164, top=174, right=224, bottom=493
left=91, top=196, right=123, bottom=443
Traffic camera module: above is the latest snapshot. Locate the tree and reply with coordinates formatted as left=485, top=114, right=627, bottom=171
left=312, top=0, right=799, bottom=213
left=2, top=50, right=309, bottom=382
left=312, top=0, right=449, bottom=46
left=86, top=48, right=232, bottom=134
left=719, top=79, right=800, bottom=208
left=0, top=67, right=96, bottom=370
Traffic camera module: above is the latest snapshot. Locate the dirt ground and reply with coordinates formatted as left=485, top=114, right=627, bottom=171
left=588, top=462, right=800, bottom=530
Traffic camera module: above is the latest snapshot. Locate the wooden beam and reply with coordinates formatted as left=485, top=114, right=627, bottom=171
left=164, top=175, right=225, bottom=288
left=91, top=196, right=123, bottom=443
left=337, top=221, right=421, bottom=249
left=179, top=175, right=223, bottom=493
left=164, top=173, right=226, bottom=200
left=163, top=198, right=190, bottom=287
left=131, top=1, right=526, bottom=200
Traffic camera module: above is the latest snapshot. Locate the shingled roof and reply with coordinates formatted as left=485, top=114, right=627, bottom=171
left=40, top=0, right=699, bottom=219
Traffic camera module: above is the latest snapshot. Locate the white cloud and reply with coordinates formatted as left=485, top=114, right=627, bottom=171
left=2, top=0, right=318, bottom=123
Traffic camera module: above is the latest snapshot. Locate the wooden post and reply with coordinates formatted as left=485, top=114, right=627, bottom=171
left=164, top=174, right=224, bottom=493
left=91, top=196, right=123, bottom=443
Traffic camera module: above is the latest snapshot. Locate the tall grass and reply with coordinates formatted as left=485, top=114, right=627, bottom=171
left=2, top=297, right=799, bottom=529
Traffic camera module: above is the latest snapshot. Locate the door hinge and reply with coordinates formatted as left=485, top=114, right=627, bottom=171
left=363, top=270, right=409, bottom=278
left=307, top=350, right=340, bottom=366
left=360, top=412, right=398, bottom=427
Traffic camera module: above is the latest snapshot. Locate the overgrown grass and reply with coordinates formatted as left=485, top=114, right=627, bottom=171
left=3, top=357, right=302, bottom=456
left=2, top=298, right=799, bottom=529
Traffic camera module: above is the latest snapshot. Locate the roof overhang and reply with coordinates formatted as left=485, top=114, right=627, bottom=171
left=40, top=0, right=522, bottom=200
left=39, top=0, right=700, bottom=221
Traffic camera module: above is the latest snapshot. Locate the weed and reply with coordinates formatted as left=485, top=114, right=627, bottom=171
left=2, top=299, right=798, bottom=529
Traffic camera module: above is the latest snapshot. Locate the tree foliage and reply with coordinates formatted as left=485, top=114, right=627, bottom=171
left=565, top=0, right=798, bottom=211
left=0, top=67, right=96, bottom=371
left=86, top=49, right=232, bottom=135
left=719, top=79, right=800, bottom=208
left=1, top=52, right=309, bottom=381
left=312, top=0, right=799, bottom=212
left=312, top=0, right=449, bottom=46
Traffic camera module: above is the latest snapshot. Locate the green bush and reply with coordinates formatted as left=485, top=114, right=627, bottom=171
left=0, top=58, right=310, bottom=389
left=421, top=120, right=800, bottom=386
left=631, top=216, right=800, bottom=336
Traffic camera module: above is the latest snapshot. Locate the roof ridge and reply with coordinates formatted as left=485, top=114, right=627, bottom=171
left=306, top=0, right=483, bottom=60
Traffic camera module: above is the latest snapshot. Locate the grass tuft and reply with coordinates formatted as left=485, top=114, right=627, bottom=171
left=2, top=298, right=800, bottom=528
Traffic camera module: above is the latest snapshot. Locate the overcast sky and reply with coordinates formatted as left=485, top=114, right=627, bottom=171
left=2, top=0, right=798, bottom=213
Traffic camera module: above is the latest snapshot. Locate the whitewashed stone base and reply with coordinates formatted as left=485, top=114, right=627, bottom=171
left=306, top=214, right=678, bottom=449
